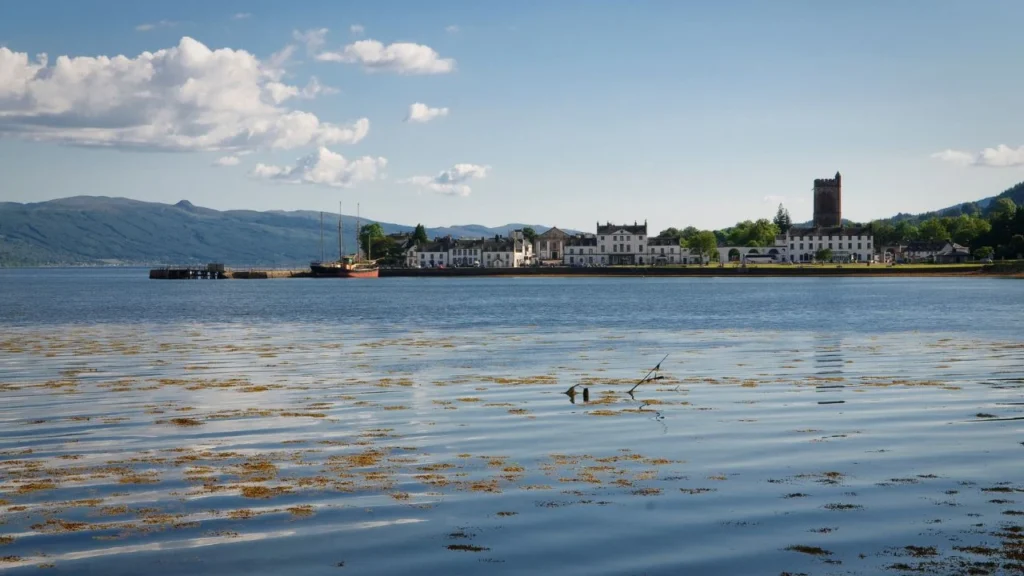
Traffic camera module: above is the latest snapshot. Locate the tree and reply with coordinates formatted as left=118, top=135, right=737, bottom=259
left=894, top=220, right=919, bottom=243
left=412, top=224, right=429, bottom=245
left=988, top=197, right=1017, bottom=221
left=658, top=227, right=682, bottom=238
left=973, top=246, right=994, bottom=260
left=918, top=218, right=949, bottom=243
left=521, top=227, right=538, bottom=244
left=869, top=220, right=897, bottom=247
left=359, top=222, right=385, bottom=257
left=773, top=204, right=792, bottom=234
left=686, top=231, right=718, bottom=265
left=680, top=226, right=699, bottom=241
left=814, top=248, right=833, bottom=262
left=1010, top=234, right=1024, bottom=259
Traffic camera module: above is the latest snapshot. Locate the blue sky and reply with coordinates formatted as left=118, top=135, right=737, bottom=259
left=2, top=0, right=1024, bottom=231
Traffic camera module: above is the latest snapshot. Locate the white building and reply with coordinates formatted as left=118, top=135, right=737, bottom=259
left=647, top=236, right=704, bottom=265
left=564, top=235, right=599, bottom=266
left=534, top=227, right=568, bottom=262
left=596, top=222, right=648, bottom=265
left=406, top=237, right=454, bottom=268
left=782, top=226, right=874, bottom=263
left=405, top=231, right=533, bottom=268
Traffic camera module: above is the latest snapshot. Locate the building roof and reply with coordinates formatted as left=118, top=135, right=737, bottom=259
left=537, top=227, right=568, bottom=239
left=785, top=225, right=871, bottom=237
left=565, top=235, right=597, bottom=247
left=596, top=221, right=647, bottom=235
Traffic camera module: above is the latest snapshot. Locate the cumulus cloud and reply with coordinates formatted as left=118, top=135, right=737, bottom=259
left=401, top=163, right=489, bottom=197
left=251, top=147, right=386, bottom=188
left=136, top=20, right=176, bottom=32
left=445, top=25, right=460, bottom=34
left=213, top=155, right=240, bottom=166
left=405, top=102, right=449, bottom=123
left=0, top=37, right=368, bottom=151
left=232, top=13, right=252, bottom=20
left=317, top=39, right=455, bottom=74
left=350, top=24, right=365, bottom=36
left=932, top=145, right=1024, bottom=168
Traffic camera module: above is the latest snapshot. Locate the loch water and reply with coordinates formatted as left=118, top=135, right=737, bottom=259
left=1, top=269, right=1022, bottom=575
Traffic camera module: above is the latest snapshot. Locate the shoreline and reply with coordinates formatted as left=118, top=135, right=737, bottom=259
left=137, top=263, right=1024, bottom=279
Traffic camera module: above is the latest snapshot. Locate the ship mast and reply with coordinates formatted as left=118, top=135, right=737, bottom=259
left=356, top=203, right=361, bottom=262
left=319, top=211, right=324, bottom=263
left=342, top=199, right=350, bottom=258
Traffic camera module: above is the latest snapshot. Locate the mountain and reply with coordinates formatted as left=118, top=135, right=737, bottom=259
left=0, top=196, right=566, bottom=267
left=883, top=181, right=1024, bottom=224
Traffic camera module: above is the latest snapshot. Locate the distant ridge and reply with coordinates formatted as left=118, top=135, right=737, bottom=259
left=0, top=196, right=571, bottom=267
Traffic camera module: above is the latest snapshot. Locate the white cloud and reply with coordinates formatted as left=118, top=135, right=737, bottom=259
left=232, top=13, right=252, bottom=20
left=350, top=24, right=365, bottom=36
left=401, top=163, right=489, bottom=197
left=136, top=20, right=176, bottom=32
left=317, top=39, right=455, bottom=74
left=932, top=145, right=1024, bottom=168
left=445, top=25, right=460, bottom=34
left=251, top=147, right=386, bottom=188
left=213, top=155, right=240, bottom=166
left=0, top=37, right=369, bottom=151
left=293, top=28, right=328, bottom=55
left=405, top=102, right=449, bottom=123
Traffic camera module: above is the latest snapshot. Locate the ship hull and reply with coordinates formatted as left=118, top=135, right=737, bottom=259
left=310, top=263, right=378, bottom=278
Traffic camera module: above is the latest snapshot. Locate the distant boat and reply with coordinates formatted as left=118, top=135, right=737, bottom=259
left=309, top=203, right=379, bottom=278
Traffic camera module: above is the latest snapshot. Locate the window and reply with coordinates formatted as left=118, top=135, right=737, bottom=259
left=569, top=257, right=574, bottom=264
left=829, top=243, right=833, bottom=249
left=858, top=243, right=862, bottom=249
left=848, top=243, right=852, bottom=249
left=601, top=245, right=605, bottom=252
left=588, top=256, right=593, bottom=263
left=790, top=243, right=794, bottom=249
left=626, top=244, right=630, bottom=252
left=660, top=247, right=665, bottom=255
left=639, top=236, right=644, bottom=241
left=799, top=243, right=803, bottom=249
left=613, top=245, right=618, bottom=252
left=600, top=236, right=605, bottom=241
left=589, top=248, right=593, bottom=254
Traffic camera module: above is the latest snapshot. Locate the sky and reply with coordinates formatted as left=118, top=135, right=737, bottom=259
left=2, top=0, right=1024, bottom=232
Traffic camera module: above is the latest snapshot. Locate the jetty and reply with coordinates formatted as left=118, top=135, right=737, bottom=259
left=149, top=264, right=310, bottom=280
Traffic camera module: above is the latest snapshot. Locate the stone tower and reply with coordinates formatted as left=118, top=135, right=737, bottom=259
left=813, top=171, right=842, bottom=227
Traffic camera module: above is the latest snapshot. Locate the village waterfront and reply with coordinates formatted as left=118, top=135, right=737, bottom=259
left=1, top=268, right=1023, bottom=575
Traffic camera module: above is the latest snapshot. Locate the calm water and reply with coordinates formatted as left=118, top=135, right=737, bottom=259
left=1, top=269, right=1022, bottom=575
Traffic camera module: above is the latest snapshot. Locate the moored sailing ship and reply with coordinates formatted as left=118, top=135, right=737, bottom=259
left=309, top=203, right=379, bottom=278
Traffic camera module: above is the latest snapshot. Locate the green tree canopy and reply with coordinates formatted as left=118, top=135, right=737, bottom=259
left=988, top=197, right=1017, bottom=220
left=973, top=246, right=994, bottom=259
left=773, top=204, right=792, bottom=233
left=521, top=227, right=538, bottom=244
left=680, top=226, right=700, bottom=241
left=658, top=227, right=682, bottom=238
left=814, top=248, right=833, bottom=262
left=359, top=222, right=385, bottom=257
left=917, top=218, right=949, bottom=243
left=412, top=224, right=429, bottom=245
left=686, top=231, right=718, bottom=264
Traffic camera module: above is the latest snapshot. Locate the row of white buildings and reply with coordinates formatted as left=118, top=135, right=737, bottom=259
left=403, top=220, right=883, bottom=268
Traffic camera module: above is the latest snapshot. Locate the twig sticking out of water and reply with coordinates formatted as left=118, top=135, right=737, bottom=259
left=628, top=354, right=669, bottom=395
